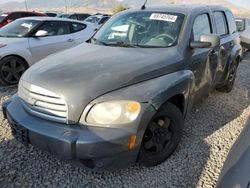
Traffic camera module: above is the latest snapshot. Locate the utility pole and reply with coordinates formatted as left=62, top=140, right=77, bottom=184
left=25, top=0, right=28, bottom=11
left=64, top=0, right=68, bottom=13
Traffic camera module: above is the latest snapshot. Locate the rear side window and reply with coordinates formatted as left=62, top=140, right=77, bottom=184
left=193, top=14, right=212, bottom=41
left=77, top=14, right=90, bottom=21
left=225, top=11, right=237, bottom=34
left=213, top=11, right=228, bottom=36
left=69, top=15, right=78, bottom=20
left=38, top=21, right=71, bottom=36
left=99, top=17, right=109, bottom=25
left=71, top=22, right=86, bottom=33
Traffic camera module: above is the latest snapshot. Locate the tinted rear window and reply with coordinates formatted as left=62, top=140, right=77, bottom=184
left=46, top=13, right=57, bottom=17
left=77, top=14, right=90, bottom=21
left=71, top=22, right=86, bottom=33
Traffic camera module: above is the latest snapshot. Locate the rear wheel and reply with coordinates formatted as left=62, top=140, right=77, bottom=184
left=217, top=63, right=237, bottom=93
left=0, top=56, right=27, bottom=85
left=138, top=102, right=184, bottom=167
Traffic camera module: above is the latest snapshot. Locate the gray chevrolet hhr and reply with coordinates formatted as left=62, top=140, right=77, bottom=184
left=3, top=5, right=241, bottom=171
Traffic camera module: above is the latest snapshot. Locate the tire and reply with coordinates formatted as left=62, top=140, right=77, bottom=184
left=217, top=63, right=237, bottom=93
left=138, top=102, right=184, bottom=167
left=0, top=56, right=28, bottom=85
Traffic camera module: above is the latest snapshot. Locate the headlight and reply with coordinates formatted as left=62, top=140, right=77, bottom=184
left=84, top=100, right=141, bottom=125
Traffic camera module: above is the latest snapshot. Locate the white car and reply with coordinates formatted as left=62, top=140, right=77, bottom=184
left=0, top=17, right=96, bottom=85
left=85, top=15, right=110, bottom=29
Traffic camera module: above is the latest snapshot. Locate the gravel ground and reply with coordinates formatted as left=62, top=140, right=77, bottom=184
left=0, top=53, right=250, bottom=188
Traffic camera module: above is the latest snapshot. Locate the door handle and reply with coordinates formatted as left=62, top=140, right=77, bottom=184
left=67, top=39, right=74, bottom=42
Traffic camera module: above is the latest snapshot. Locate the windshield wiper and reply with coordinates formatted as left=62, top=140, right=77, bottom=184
left=92, top=38, right=141, bottom=48
left=104, top=41, right=140, bottom=48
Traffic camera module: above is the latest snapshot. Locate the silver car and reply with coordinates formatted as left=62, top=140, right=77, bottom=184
left=84, top=15, right=110, bottom=29
left=0, top=17, right=96, bottom=85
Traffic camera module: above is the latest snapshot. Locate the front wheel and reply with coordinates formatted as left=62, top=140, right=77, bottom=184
left=138, top=102, right=184, bottom=167
left=0, top=56, right=28, bottom=85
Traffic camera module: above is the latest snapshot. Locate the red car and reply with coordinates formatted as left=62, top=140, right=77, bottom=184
left=0, top=11, right=46, bottom=28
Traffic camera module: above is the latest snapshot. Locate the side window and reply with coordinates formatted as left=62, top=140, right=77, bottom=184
left=9, top=13, right=23, bottom=21
left=71, top=22, right=86, bottom=33
left=213, top=11, right=228, bottom=36
left=69, top=15, right=78, bottom=20
left=77, top=14, right=90, bottom=21
left=193, top=14, right=212, bottom=41
left=99, top=17, right=109, bottom=25
left=225, top=11, right=237, bottom=34
left=38, top=21, right=71, bottom=36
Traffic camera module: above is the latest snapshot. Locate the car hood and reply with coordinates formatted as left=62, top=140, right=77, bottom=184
left=21, top=42, right=184, bottom=122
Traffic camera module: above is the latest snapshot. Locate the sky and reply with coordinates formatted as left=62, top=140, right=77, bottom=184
left=0, top=0, right=249, bottom=10
left=228, top=0, right=250, bottom=9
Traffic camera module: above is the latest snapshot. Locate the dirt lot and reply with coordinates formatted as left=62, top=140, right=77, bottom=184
left=0, top=53, right=250, bottom=188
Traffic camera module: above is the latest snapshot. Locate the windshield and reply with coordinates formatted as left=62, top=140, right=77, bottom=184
left=0, top=14, right=8, bottom=22
left=0, top=19, right=41, bottom=37
left=92, top=11, right=184, bottom=48
left=236, top=19, right=245, bottom=32
left=85, top=16, right=101, bottom=24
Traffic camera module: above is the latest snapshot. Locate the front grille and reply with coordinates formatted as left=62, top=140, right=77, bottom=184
left=18, top=80, right=67, bottom=123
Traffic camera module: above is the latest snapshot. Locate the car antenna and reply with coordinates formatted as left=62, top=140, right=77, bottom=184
left=141, top=0, right=148, bottom=10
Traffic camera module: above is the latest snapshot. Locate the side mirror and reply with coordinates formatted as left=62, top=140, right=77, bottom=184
left=35, top=30, right=48, bottom=37
left=190, top=34, right=220, bottom=49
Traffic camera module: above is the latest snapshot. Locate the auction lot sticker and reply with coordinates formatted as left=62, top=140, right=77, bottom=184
left=150, top=13, right=178, bottom=22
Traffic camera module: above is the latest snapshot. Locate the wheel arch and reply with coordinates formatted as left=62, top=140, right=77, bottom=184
left=0, top=55, right=29, bottom=69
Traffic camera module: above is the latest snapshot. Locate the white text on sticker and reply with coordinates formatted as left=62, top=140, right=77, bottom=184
left=150, top=13, right=178, bottom=22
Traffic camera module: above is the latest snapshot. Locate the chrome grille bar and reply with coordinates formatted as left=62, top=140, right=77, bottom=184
left=18, top=80, right=68, bottom=123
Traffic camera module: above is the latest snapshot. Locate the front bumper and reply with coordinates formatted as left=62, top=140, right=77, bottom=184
left=3, top=95, right=155, bottom=171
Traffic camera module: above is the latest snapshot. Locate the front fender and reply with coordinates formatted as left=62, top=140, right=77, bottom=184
left=92, top=70, right=194, bottom=116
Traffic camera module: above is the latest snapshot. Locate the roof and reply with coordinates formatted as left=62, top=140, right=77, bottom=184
left=18, top=16, right=85, bottom=23
left=130, top=4, right=230, bottom=15
left=3, top=11, right=45, bottom=15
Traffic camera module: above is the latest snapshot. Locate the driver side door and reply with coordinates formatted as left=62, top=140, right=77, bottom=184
left=28, top=21, right=75, bottom=63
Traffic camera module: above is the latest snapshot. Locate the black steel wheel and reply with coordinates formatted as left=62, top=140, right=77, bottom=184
left=0, top=56, right=27, bottom=85
left=217, top=63, right=237, bottom=93
left=138, top=102, right=184, bottom=167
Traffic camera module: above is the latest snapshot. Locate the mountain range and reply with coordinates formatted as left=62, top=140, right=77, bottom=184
left=0, top=0, right=249, bottom=16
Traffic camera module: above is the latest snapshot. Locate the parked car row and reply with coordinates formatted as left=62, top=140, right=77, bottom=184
left=0, top=11, right=111, bottom=30
left=58, top=13, right=91, bottom=21
left=0, top=11, right=46, bottom=28
left=236, top=18, right=250, bottom=51
left=2, top=4, right=242, bottom=172
left=0, top=17, right=96, bottom=84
